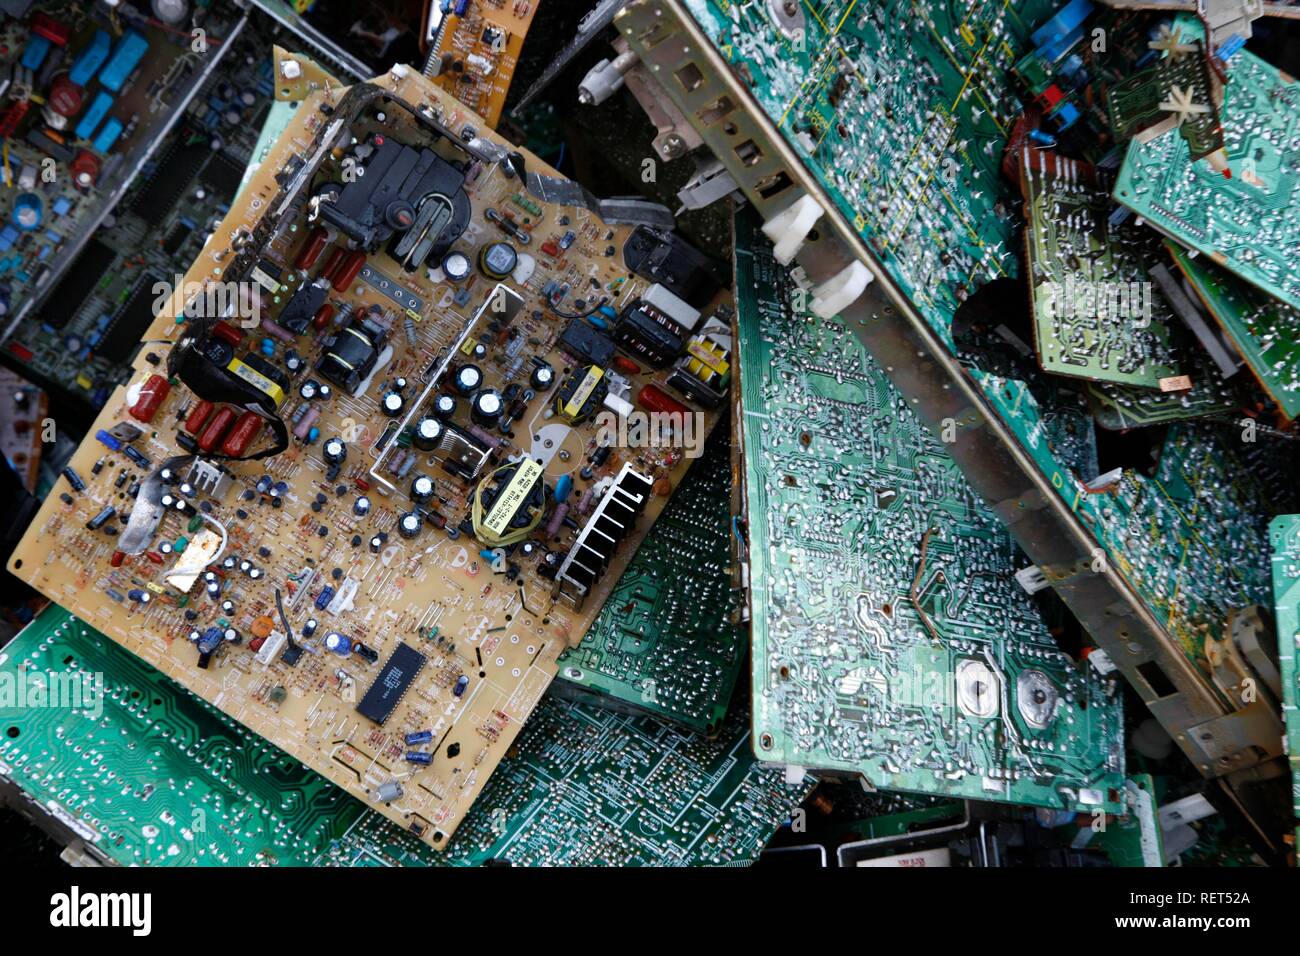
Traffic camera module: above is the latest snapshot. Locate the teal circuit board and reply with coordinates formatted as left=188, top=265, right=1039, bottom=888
left=735, top=210, right=1126, bottom=813
left=1268, top=514, right=1300, bottom=844
left=1169, top=242, right=1300, bottom=424
left=1113, top=16, right=1300, bottom=312
left=553, top=424, right=745, bottom=734
left=686, top=0, right=1065, bottom=348
left=0, top=606, right=810, bottom=866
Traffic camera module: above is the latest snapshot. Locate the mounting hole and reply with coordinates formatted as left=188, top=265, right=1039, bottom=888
left=5, top=726, right=18, bottom=738
left=759, top=732, right=773, bottom=750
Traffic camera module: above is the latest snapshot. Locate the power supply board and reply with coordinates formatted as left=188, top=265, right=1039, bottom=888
left=735, top=210, right=1126, bottom=812
left=554, top=422, right=745, bottom=733
left=7, top=62, right=726, bottom=846
left=4, top=22, right=283, bottom=408
left=1168, top=241, right=1300, bottom=424
left=0, top=606, right=810, bottom=865
left=1268, top=513, right=1300, bottom=845
left=1113, top=17, right=1300, bottom=312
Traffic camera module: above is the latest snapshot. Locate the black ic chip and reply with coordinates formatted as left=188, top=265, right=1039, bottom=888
left=356, top=642, right=426, bottom=725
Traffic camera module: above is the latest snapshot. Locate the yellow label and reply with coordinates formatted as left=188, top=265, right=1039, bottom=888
left=562, top=366, right=603, bottom=419
left=460, top=337, right=479, bottom=356
left=227, top=358, right=286, bottom=408
left=484, top=459, right=543, bottom=536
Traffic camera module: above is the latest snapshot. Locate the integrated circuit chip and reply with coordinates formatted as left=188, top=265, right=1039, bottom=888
left=357, top=642, right=427, bottom=725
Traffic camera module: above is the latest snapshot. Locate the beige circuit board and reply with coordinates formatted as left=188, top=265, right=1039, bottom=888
left=9, top=62, right=721, bottom=846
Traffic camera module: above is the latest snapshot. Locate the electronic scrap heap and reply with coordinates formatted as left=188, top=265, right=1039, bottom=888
left=6, top=56, right=727, bottom=846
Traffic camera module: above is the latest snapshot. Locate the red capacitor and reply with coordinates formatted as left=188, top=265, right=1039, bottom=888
left=637, top=383, right=689, bottom=417
left=145, top=551, right=164, bottom=564
left=320, top=247, right=348, bottom=283
left=221, top=411, right=262, bottom=458
left=47, top=75, right=84, bottom=117
left=31, top=13, right=71, bottom=44
left=197, top=407, right=237, bottom=453
left=110, top=550, right=125, bottom=568
left=184, top=399, right=215, bottom=434
left=612, top=356, right=641, bottom=376
left=211, top=321, right=243, bottom=346
left=129, top=374, right=170, bottom=422
left=332, top=250, right=366, bottom=293
left=313, top=303, right=335, bottom=331
left=294, top=228, right=329, bottom=271
left=70, top=149, right=101, bottom=189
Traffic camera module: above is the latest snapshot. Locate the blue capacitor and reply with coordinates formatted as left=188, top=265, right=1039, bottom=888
left=314, top=586, right=336, bottom=610
left=12, top=194, right=43, bottom=232
left=76, top=91, right=115, bottom=140
left=92, top=117, right=124, bottom=153
left=306, top=426, right=320, bottom=444
left=260, top=337, right=275, bottom=357
left=69, top=30, right=113, bottom=86
left=127, top=589, right=150, bottom=604
left=20, top=35, right=51, bottom=72
left=324, top=632, right=352, bottom=656
left=554, top=474, right=573, bottom=503
left=453, top=675, right=469, bottom=697
left=405, top=730, right=433, bottom=746
left=405, top=751, right=433, bottom=765
left=99, top=30, right=149, bottom=92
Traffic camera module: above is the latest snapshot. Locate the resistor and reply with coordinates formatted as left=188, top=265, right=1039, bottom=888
left=292, top=406, right=321, bottom=440
left=545, top=502, right=569, bottom=538
left=404, top=316, right=417, bottom=345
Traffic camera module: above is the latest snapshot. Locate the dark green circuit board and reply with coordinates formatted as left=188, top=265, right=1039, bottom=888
left=552, top=425, right=745, bottom=734
left=735, top=211, right=1126, bottom=812
left=0, top=607, right=810, bottom=866
left=1113, top=16, right=1300, bottom=311
left=1104, top=22, right=1223, bottom=160
left=1267, top=514, right=1300, bottom=844
left=1022, top=151, right=1182, bottom=388
left=1169, top=243, right=1300, bottom=424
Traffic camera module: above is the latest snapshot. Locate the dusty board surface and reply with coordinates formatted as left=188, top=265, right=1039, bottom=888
left=7, top=64, right=721, bottom=845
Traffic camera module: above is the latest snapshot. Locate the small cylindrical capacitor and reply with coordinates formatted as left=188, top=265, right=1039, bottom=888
left=397, top=511, right=422, bottom=539
left=454, top=365, right=482, bottom=395
left=441, top=251, right=471, bottom=282
left=323, top=437, right=347, bottom=466
left=380, top=390, right=404, bottom=417
left=433, top=394, right=456, bottom=419
left=530, top=364, right=554, bottom=390
left=411, top=474, right=435, bottom=505
left=413, top=417, right=442, bottom=450
left=353, top=496, right=371, bottom=518
left=325, top=632, right=352, bottom=656
left=471, top=389, right=503, bottom=427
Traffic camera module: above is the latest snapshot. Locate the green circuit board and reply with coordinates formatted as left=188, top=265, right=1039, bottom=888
left=1267, top=514, right=1300, bottom=843
left=687, top=0, right=1065, bottom=350
left=979, top=371, right=1275, bottom=672
left=735, top=211, right=1125, bottom=812
left=552, top=425, right=744, bottom=734
left=1022, top=151, right=1182, bottom=388
left=1169, top=243, right=1300, bottom=424
left=1113, top=17, right=1300, bottom=312
left=0, top=606, right=809, bottom=866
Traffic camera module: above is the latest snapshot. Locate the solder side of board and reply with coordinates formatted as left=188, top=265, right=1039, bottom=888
left=1113, top=16, right=1300, bottom=311
left=734, top=210, right=1125, bottom=812
left=1022, top=151, right=1181, bottom=388
left=1168, top=243, right=1300, bottom=424
left=0, top=606, right=811, bottom=866
left=688, top=0, right=1061, bottom=348
left=552, top=423, right=744, bottom=733
left=1267, top=514, right=1300, bottom=844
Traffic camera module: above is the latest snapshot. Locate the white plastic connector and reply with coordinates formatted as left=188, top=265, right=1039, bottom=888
left=810, top=260, right=873, bottom=318
left=1014, top=565, right=1050, bottom=595
left=761, top=193, right=823, bottom=265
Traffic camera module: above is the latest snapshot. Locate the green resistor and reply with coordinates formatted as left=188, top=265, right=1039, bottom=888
left=512, top=193, right=542, bottom=217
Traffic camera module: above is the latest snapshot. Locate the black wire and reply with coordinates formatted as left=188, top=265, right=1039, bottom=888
left=545, top=295, right=609, bottom=321
left=275, top=587, right=300, bottom=650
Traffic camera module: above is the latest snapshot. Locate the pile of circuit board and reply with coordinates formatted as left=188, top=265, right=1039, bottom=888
left=2, top=0, right=1299, bottom=868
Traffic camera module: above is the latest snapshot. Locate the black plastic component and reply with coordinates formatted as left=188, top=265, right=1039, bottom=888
left=621, top=226, right=724, bottom=308
left=356, top=642, right=427, bottom=724
left=558, top=318, right=615, bottom=366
